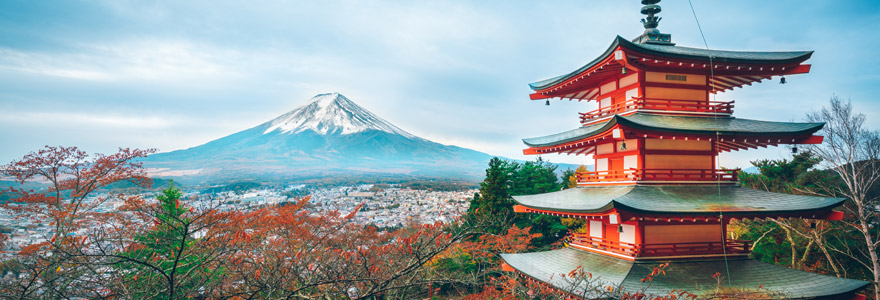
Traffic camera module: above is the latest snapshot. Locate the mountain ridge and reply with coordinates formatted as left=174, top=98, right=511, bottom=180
left=143, top=93, right=495, bottom=182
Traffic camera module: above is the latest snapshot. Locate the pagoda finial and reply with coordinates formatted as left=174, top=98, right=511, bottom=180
left=633, top=0, right=674, bottom=45
left=640, top=0, right=662, bottom=32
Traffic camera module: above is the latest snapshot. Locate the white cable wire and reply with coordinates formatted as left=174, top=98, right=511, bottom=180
left=687, top=0, right=732, bottom=285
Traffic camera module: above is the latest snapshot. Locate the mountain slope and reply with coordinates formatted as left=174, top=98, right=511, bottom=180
left=144, top=93, right=494, bottom=181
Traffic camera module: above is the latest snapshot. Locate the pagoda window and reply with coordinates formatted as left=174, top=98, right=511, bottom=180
left=596, top=143, right=615, bottom=155
left=596, top=158, right=608, bottom=172
left=624, top=88, right=638, bottom=101
left=645, top=139, right=711, bottom=150
left=600, top=81, right=617, bottom=95
left=589, top=220, right=603, bottom=238
left=623, top=155, right=638, bottom=170
left=645, top=71, right=706, bottom=86
left=644, top=86, right=706, bottom=101
left=644, top=224, right=722, bottom=244
left=619, top=73, right=638, bottom=88
left=619, top=224, right=636, bottom=244
left=645, top=154, right=712, bottom=169
left=600, top=97, right=611, bottom=108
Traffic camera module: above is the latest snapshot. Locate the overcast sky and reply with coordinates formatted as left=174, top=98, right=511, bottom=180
left=1, top=0, right=878, bottom=169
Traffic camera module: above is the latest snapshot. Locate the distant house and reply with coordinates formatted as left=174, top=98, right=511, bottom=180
left=349, top=192, right=375, bottom=200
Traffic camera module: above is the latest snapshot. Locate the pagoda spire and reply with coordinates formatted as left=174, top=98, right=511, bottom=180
left=640, top=0, right=661, bottom=31
left=633, top=0, right=674, bottom=45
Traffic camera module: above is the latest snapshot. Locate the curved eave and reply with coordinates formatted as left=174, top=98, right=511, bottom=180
left=619, top=36, right=814, bottom=65
left=528, top=37, right=623, bottom=91
left=609, top=198, right=845, bottom=218
left=617, top=114, right=825, bottom=137
left=522, top=113, right=825, bottom=148
left=528, top=36, right=814, bottom=92
left=522, top=118, right=614, bottom=148
left=512, top=185, right=846, bottom=217
left=502, top=248, right=869, bottom=299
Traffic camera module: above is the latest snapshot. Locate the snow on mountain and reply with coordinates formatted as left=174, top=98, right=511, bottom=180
left=143, top=92, right=496, bottom=182
left=263, top=92, right=417, bottom=139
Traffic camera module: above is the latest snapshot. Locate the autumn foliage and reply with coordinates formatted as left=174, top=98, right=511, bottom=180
left=0, top=146, right=792, bottom=299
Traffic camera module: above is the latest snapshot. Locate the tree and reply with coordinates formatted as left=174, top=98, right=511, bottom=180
left=114, top=183, right=228, bottom=299
left=562, top=165, right=589, bottom=189
left=560, top=165, right=590, bottom=234
left=735, top=151, right=851, bottom=275
left=0, top=146, right=154, bottom=299
left=806, top=96, right=880, bottom=298
left=468, top=157, right=513, bottom=226
left=216, top=197, right=483, bottom=299
left=467, top=157, right=567, bottom=246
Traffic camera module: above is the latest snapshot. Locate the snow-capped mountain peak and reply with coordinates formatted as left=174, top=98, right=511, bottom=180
left=263, top=93, right=417, bottom=138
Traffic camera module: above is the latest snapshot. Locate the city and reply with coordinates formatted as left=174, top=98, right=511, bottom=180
left=0, top=184, right=475, bottom=260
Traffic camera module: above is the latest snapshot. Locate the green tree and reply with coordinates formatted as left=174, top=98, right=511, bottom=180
left=735, top=151, right=862, bottom=279
left=468, top=157, right=566, bottom=247
left=116, top=183, right=224, bottom=299
left=562, top=165, right=589, bottom=189
left=468, top=157, right=513, bottom=234
left=739, top=151, right=834, bottom=194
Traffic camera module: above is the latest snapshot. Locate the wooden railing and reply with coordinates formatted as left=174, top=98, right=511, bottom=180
left=575, top=169, right=639, bottom=183
left=579, top=97, right=734, bottom=124
left=641, top=169, right=739, bottom=182
left=567, top=233, right=751, bottom=258
left=639, top=239, right=751, bottom=257
left=576, top=168, right=739, bottom=184
left=568, top=233, right=638, bottom=256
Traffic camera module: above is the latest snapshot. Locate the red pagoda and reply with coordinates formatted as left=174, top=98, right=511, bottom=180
left=499, top=1, right=869, bottom=299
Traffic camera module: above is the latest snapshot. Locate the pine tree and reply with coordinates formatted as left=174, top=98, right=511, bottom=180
left=468, top=157, right=513, bottom=234
left=117, top=183, right=222, bottom=299
left=468, top=157, right=568, bottom=246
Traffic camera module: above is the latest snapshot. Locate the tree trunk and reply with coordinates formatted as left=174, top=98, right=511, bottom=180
left=781, top=226, right=798, bottom=269
left=813, top=229, right=842, bottom=277
left=859, top=219, right=880, bottom=300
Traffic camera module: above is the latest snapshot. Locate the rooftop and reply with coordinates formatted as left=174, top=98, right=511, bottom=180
left=512, top=185, right=844, bottom=217
left=529, top=36, right=813, bottom=92
left=522, top=113, right=824, bottom=149
left=501, top=248, right=868, bottom=299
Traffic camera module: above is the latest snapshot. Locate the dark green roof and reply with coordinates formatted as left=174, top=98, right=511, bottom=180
left=501, top=248, right=868, bottom=299
left=522, top=113, right=824, bottom=148
left=529, top=36, right=813, bottom=91
left=512, top=185, right=844, bottom=216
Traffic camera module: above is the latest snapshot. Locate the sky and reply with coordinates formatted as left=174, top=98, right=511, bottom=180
left=1, top=0, right=879, bottom=169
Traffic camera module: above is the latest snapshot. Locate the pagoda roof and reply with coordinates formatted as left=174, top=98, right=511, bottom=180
left=529, top=36, right=813, bottom=91
left=512, top=185, right=843, bottom=217
left=523, top=113, right=824, bottom=148
left=501, top=248, right=868, bottom=299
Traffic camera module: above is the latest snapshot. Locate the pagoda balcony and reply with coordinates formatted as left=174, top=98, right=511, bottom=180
left=567, top=233, right=751, bottom=259
left=579, top=97, right=734, bottom=125
left=575, top=168, right=739, bottom=184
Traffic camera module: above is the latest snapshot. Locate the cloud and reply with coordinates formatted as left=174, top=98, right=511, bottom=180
left=0, top=41, right=243, bottom=83
left=0, top=0, right=878, bottom=168
left=0, top=111, right=178, bottom=129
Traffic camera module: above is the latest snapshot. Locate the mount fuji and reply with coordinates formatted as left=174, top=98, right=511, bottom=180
left=143, top=93, right=494, bottom=182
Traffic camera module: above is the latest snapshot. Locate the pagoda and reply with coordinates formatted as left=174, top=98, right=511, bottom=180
left=499, top=1, right=869, bottom=299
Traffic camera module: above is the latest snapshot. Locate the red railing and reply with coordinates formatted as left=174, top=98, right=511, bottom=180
left=641, top=168, right=739, bottom=181
left=639, top=239, right=751, bottom=257
left=576, top=168, right=739, bottom=184
left=579, top=97, right=734, bottom=124
left=568, top=233, right=638, bottom=256
left=575, top=169, right=639, bottom=183
left=568, top=233, right=751, bottom=258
